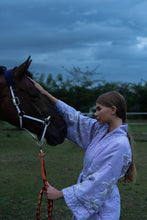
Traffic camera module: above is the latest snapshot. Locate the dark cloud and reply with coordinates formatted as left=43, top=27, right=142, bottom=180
left=0, top=0, right=147, bottom=82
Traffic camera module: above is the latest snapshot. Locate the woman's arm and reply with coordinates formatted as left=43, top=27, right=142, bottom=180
left=28, top=77, right=98, bottom=149
left=28, top=77, right=58, bottom=105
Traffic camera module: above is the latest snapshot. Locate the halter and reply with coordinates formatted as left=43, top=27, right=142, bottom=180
left=10, top=85, right=51, bottom=144
left=4, top=69, right=53, bottom=219
left=4, top=69, right=51, bottom=146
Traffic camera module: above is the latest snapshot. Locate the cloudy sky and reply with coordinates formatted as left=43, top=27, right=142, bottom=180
left=0, top=0, right=147, bottom=83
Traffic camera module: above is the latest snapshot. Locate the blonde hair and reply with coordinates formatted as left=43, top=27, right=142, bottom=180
left=97, top=91, right=136, bottom=183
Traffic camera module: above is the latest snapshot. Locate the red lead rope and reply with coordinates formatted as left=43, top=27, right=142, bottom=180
left=36, top=150, right=53, bottom=220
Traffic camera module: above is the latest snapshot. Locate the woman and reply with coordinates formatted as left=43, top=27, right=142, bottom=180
left=29, top=78, right=136, bottom=220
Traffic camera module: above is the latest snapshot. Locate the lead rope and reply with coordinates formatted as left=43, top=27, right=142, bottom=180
left=36, top=149, right=53, bottom=220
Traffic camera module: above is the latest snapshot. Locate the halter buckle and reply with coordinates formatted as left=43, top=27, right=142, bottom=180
left=12, top=96, right=20, bottom=106
left=44, top=116, right=51, bottom=125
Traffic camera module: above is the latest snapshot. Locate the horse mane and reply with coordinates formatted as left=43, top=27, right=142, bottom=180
left=0, top=66, right=33, bottom=78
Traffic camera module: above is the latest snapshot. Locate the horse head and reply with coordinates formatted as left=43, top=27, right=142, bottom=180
left=0, top=57, right=67, bottom=146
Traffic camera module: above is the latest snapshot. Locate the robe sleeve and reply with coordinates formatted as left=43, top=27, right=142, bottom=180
left=62, top=139, right=132, bottom=219
left=56, top=100, right=100, bottom=149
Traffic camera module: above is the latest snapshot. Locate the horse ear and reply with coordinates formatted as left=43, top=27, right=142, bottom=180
left=13, top=56, right=32, bottom=78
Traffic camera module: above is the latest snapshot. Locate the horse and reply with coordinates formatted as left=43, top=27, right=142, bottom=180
left=0, top=57, right=67, bottom=146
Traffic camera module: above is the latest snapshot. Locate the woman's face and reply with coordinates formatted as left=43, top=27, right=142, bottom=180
left=94, top=103, right=114, bottom=124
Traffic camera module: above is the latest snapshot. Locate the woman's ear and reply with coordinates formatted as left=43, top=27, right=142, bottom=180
left=111, top=105, right=117, bottom=115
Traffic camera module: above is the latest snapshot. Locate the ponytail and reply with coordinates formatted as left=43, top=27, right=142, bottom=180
left=124, top=132, right=136, bottom=183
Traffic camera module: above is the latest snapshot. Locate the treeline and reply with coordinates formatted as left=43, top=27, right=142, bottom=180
left=35, top=67, right=147, bottom=113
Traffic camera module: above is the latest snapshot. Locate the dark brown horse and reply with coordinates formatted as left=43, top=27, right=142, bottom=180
left=0, top=57, right=67, bottom=146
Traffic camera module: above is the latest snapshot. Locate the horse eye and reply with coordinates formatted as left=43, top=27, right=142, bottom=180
left=35, top=89, right=40, bottom=97
left=30, top=89, right=40, bottom=99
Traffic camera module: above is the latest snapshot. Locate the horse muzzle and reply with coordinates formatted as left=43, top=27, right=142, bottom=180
left=43, top=125, right=67, bottom=146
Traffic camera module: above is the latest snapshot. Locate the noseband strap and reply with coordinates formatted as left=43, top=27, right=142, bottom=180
left=4, top=69, right=51, bottom=146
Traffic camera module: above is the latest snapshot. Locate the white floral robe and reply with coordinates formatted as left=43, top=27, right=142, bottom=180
left=56, top=100, right=132, bottom=220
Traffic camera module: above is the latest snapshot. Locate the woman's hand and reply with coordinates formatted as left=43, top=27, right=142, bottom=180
left=45, top=183, right=63, bottom=200
left=27, top=77, right=46, bottom=95
left=27, top=77, right=58, bottom=104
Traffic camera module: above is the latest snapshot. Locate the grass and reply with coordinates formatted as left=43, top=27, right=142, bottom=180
left=0, top=121, right=147, bottom=220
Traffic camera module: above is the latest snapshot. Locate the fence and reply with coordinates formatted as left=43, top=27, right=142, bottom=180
left=126, top=112, right=147, bottom=125
left=83, top=112, right=147, bottom=118
left=83, top=112, right=147, bottom=125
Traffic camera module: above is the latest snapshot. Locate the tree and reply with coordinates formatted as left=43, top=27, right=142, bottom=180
left=130, top=80, right=147, bottom=112
left=35, top=67, right=147, bottom=113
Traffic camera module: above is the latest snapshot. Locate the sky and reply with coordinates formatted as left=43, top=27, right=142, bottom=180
left=0, top=0, right=147, bottom=83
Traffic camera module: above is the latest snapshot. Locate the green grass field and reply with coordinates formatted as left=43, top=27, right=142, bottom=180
left=0, top=121, right=146, bottom=220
